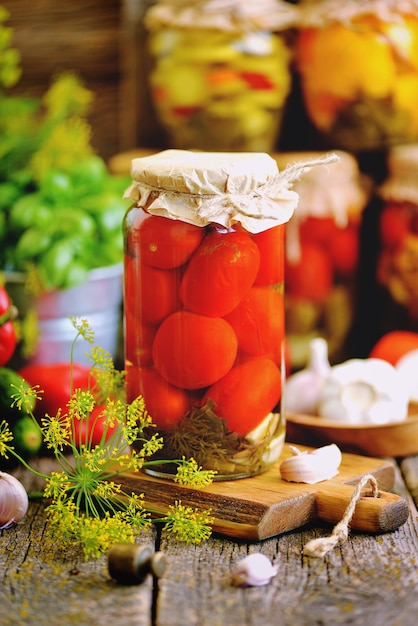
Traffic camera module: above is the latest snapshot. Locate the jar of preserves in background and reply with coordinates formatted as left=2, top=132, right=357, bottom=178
left=276, top=150, right=371, bottom=369
left=144, top=0, right=300, bottom=152
left=295, top=0, right=418, bottom=152
left=123, top=149, right=317, bottom=479
left=376, top=145, right=418, bottom=334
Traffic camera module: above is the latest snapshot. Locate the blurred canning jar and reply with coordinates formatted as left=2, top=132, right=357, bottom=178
left=276, top=150, right=371, bottom=369
left=144, top=0, right=300, bottom=152
left=376, top=145, right=418, bottom=332
left=295, top=0, right=418, bottom=152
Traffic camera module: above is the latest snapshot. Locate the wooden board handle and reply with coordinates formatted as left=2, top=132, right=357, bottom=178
left=315, top=484, right=409, bottom=533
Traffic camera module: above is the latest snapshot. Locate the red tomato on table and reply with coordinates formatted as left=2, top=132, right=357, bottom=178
left=137, top=215, right=204, bottom=269
left=152, top=310, right=238, bottom=389
left=179, top=229, right=260, bottom=317
left=202, top=357, right=282, bottom=437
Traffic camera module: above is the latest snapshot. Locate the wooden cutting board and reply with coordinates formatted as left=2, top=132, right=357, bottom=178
left=118, top=444, right=409, bottom=540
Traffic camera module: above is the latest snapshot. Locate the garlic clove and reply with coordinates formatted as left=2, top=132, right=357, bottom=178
left=286, top=337, right=330, bottom=415
left=231, top=553, right=277, bottom=587
left=0, top=471, right=29, bottom=529
left=280, top=444, right=342, bottom=484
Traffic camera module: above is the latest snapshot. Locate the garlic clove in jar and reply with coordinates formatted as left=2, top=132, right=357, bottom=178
left=280, top=444, right=342, bottom=484
left=0, top=471, right=29, bottom=528
left=231, top=553, right=277, bottom=587
left=286, top=337, right=330, bottom=415
left=318, top=358, right=409, bottom=425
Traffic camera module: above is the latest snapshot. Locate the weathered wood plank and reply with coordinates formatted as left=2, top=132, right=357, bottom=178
left=0, top=460, right=155, bottom=626
left=2, top=458, right=418, bottom=626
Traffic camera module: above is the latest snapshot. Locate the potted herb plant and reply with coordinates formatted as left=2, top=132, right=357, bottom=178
left=0, top=7, right=130, bottom=366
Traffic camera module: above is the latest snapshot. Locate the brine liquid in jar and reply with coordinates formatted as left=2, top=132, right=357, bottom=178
left=123, top=150, right=305, bottom=479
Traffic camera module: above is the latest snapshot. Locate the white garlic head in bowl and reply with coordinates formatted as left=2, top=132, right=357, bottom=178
left=318, top=358, right=409, bottom=425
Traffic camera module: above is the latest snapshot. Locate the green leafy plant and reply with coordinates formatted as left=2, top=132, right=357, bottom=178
left=0, top=317, right=216, bottom=560
left=0, top=7, right=130, bottom=291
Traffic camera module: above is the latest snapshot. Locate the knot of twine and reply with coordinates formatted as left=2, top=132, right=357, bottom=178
left=303, top=474, right=379, bottom=558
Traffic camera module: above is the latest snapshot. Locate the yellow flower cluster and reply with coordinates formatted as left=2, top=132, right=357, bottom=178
left=0, top=317, right=216, bottom=560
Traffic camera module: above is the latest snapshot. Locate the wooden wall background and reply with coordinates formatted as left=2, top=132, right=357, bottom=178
left=2, top=0, right=167, bottom=161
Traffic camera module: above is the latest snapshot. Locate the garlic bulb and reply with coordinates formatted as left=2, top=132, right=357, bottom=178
left=318, top=358, right=409, bottom=425
left=0, top=471, right=29, bottom=528
left=280, top=444, right=342, bottom=484
left=396, top=349, right=418, bottom=403
left=286, top=337, right=330, bottom=414
left=231, top=553, right=277, bottom=587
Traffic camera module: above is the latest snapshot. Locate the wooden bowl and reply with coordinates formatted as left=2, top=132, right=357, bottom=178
left=286, top=405, right=418, bottom=458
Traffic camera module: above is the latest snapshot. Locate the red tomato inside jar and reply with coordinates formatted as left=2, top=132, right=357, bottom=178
left=123, top=149, right=311, bottom=479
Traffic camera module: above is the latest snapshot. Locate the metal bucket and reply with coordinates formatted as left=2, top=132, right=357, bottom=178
left=5, top=263, right=123, bottom=367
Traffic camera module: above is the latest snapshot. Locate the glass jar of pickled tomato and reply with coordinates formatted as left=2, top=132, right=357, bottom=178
left=123, top=149, right=314, bottom=479
left=144, top=0, right=299, bottom=152
left=296, top=0, right=418, bottom=152
left=275, top=150, right=371, bottom=369
left=376, top=145, right=418, bottom=332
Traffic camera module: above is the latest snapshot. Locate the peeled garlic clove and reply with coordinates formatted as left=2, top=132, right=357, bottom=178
left=280, top=444, right=342, bottom=484
left=286, top=337, right=330, bottom=415
left=231, top=553, right=277, bottom=587
left=0, top=471, right=29, bottom=529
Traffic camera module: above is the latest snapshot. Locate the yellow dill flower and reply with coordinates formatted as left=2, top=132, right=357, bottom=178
left=88, top=346, right=114, bottom=370
left=68, top=316, right=95, bottom=344
left=68, top=389, right=96, bottom=419
left=82, top=447, right=108, bottom=473
left=41, top=410, right=71, bottom=452
left=10, top=382, right=42, bottom=413
left=140, top=433, right=164, bottom=458
left=0, top=420, right=14, bottom=457
left=44, top=472, right=72, bottom=500
left=117, top=493, right=151, bottom=531
left=0, top=318, right=216, bottom=560
left=100, top=398, right=125, bottom=429
left=174, top=457, right=217, bottom=488
left=116, top=450, right=145, bottom=473
left=161, top=501, right=214, bottom=544
left=93, top=481, right=122, bottom=500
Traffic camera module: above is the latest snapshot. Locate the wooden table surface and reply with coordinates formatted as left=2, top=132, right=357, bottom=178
left=2, top=450, right=418, bottom=626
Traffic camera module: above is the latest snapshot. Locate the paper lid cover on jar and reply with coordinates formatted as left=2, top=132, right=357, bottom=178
left=274, top=150, right=370, bottom=226
left=298, top=0, right=418, bottom=26
left=145, top=0, right=301, bottom=32
left=124, top=149, right=339, bottom=234
left=378, top=144, right=418, bottom=205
